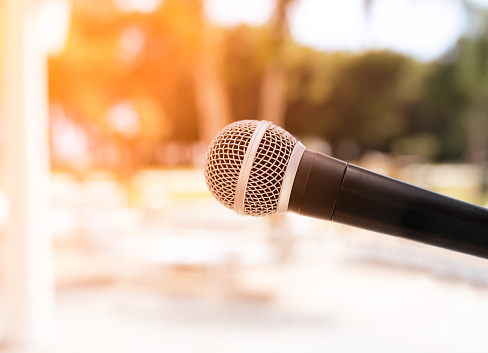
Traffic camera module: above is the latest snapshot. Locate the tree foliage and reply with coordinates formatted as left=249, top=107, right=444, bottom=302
left=47, top=1, right=488, bottom=171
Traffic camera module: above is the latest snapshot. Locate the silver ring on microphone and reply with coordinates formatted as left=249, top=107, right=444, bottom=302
left=277, top=141, right=306, bottom=214
left=234, top=120, right=272, bottom=215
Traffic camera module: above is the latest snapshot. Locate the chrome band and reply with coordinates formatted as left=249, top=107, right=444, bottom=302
left=234, top=121, right=272, bottom=215
left=276, top=141, right=306, bottom=214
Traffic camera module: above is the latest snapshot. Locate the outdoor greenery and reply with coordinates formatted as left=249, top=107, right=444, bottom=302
left=46, top=0, right=488, bottom=172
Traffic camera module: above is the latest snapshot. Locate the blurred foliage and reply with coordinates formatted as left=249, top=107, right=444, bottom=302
left=221, top=25, right=479, bottom=161
left=222, top=23, right=488, bottom=162
left=44, top=0, right=488, bottom=171
left=286, top=48, right=410, bottom=155
left=49, top=0, right=200, bottom=143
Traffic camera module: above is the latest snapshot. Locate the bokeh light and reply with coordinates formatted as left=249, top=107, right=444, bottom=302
left=1, top=0, right=488, bottom=352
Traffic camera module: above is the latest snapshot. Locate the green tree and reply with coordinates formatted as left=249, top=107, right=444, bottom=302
left=286, top=49, right=411, bottom=156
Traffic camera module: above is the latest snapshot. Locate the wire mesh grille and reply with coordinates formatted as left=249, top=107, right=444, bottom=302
left=244, top=124, right=296, bottom=216
left=204, top=120, right=297, bottom=216
left=204, top=120, right=258, bottom=211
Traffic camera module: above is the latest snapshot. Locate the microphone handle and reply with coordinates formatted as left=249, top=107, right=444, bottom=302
left=288, top=150, right=488, bottom=259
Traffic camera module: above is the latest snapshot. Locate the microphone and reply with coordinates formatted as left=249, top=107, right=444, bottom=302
left=204, top=120, right=488, bottom=259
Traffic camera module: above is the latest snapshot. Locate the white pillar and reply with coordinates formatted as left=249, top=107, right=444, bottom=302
left=0, top=0, right=55, bottom=344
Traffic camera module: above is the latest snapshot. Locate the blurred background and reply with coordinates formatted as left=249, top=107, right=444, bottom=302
left=1, top=0, right=488, bottom=352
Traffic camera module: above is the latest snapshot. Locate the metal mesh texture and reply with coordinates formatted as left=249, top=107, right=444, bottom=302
left=204, top=120, right=297, bottom=216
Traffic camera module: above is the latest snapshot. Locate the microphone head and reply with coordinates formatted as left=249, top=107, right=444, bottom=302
left=204, top=120, right=300, bottom=216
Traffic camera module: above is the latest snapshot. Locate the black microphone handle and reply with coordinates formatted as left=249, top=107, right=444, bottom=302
left=288, top=150, right=488, bottom=259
